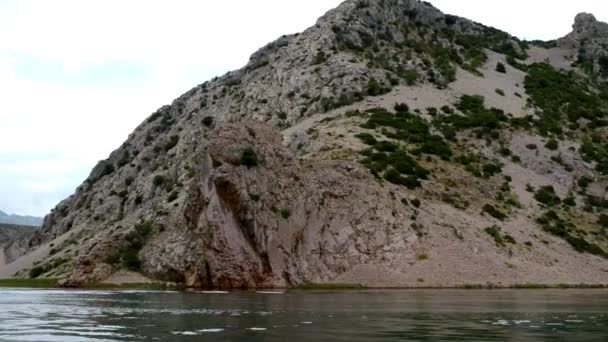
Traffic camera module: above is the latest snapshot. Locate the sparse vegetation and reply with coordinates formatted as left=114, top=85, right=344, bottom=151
left=105, top=221, right=155, bottom=271
left=534, top=186, right=561, bottom=206
left=482, top=204, right=507, bottom=221
left=484, top=225, right=515, bottom=247
left=240, top=147, right=258, bottom=168
left=537, top=211, right=607, bottom=258
left=433, top=95, right=508, bottom=140
left=525, top=63, right=607, bottom=136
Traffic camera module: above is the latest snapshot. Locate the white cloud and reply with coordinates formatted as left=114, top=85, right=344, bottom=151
left=0, top=0, right=606, bottom=216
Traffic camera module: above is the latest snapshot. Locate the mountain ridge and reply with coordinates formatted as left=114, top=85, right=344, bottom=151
left=3, top=0, right=608, bottom=288
left=0, top=210, right=42, bottom=227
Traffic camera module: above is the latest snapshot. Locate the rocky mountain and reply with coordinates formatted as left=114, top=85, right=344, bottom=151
left=558, top=13, right=608, bottom=78
left=0, top=210, right=42, bottom=227
left=0, top=224, right=37, bottom=266
left=3, top=0, right=608, bottom=288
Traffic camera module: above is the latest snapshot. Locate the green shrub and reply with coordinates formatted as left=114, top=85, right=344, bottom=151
left=202, top=116, right=214, bottom=127
left=599, top=214, right=608, bottom=228
left=241, top=147, right=258, bottom=168
left=536, top=211, right=607, bottom=257
left=579, top=140, right=608, bottom=175
left=482, top=204, right=507, bottom=221
left=506, top=55, right=528, bottom=71
left=503, top=234, right=516, bottom=244
left=534, top=186, right=561, bottom=206
left=456, top=95, right=485, bottom=113
left=525, top=63, right=606, bottom=135
left=434, top=95, right=507, bottom=137
left=312, top=50, right=328, bottom=65
left=355, top=133, right=378, bottom=145
left=153, top=175, right=167, bottom=187
left=394, top=103, right=409, bottom=113
left=163, top=135, right=179, bottom=152
left=440, top=105, right=453, bottom=114
left=360, top=107, right=452, bottom=160
left=563, top=195, right=576, bottom=207
left=496, top=62, right=506, bottom=73
left=106, top=221, right=155, bottom=271
left=384, top=169, right=421, bottom=189
left=485, top=225, right=505, bottom=247
left=167, top=191, right=179, bottom=202
left=366, top=77, right=390, bottom=96
left=280, top=208, right=291, bottom=219
left=545, top=139, right=559, bottom=151
left=29, top=266, right=45, bottom=278
left=402, top=69, right=419, bottom=85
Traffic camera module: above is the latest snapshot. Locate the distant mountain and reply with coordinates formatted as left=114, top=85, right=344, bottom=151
left=0, top=223, right=37, bottom=265
left=0, top=210, right=43, bottom=227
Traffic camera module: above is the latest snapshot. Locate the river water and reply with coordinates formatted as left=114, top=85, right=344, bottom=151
left=0, top=288, right=607, bottom=341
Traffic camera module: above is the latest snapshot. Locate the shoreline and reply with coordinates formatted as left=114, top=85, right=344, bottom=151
left=1, top=279, right=607, bottom=290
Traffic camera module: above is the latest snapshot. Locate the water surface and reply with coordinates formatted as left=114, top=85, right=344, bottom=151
left=1, top=288, right=607, bottom=341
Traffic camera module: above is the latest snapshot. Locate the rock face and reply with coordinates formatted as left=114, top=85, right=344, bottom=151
left=7, top=0, right=608, bottom=287
left=0, top=224, right=36, bottom=266
left=144, top=122, right=416, bottom=288
left=559, top=12, right=608, bottom=77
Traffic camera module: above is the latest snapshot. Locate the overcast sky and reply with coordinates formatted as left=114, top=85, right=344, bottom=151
left=1, top=0, right=607, bottom=216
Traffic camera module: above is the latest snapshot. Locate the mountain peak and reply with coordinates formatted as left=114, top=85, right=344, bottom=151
left=574, top=12, right=597, bottom=25
left=567, top=12, right=608, bottom=39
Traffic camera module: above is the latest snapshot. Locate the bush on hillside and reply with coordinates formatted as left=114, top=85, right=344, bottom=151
left=240, top=147, right=258, bottom=168
left=534, top=186, right=561, bottom=206
left=496, top=62, right=506, bottom=73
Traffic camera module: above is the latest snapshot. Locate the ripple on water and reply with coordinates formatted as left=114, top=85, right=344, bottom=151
left=171, top=328, right=225, bottom=335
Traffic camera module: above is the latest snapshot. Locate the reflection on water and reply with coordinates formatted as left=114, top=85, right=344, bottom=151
left=0, top=289, right=607, bottom=341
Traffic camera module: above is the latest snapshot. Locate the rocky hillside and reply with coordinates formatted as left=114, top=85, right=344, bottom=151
left=0, top=224, right=36, bottom=266
left=0, top=210, right=42, bottom=227
left=4, top=0, right=608, bottom=288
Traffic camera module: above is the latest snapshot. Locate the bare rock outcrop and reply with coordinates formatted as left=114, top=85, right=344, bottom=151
left=58, top=121, right=416, bottom=287
left=559, top=12, right=608, bottom=77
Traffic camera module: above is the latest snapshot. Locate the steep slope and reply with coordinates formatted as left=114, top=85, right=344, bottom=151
left=5, top=0, right=608, bottom=288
